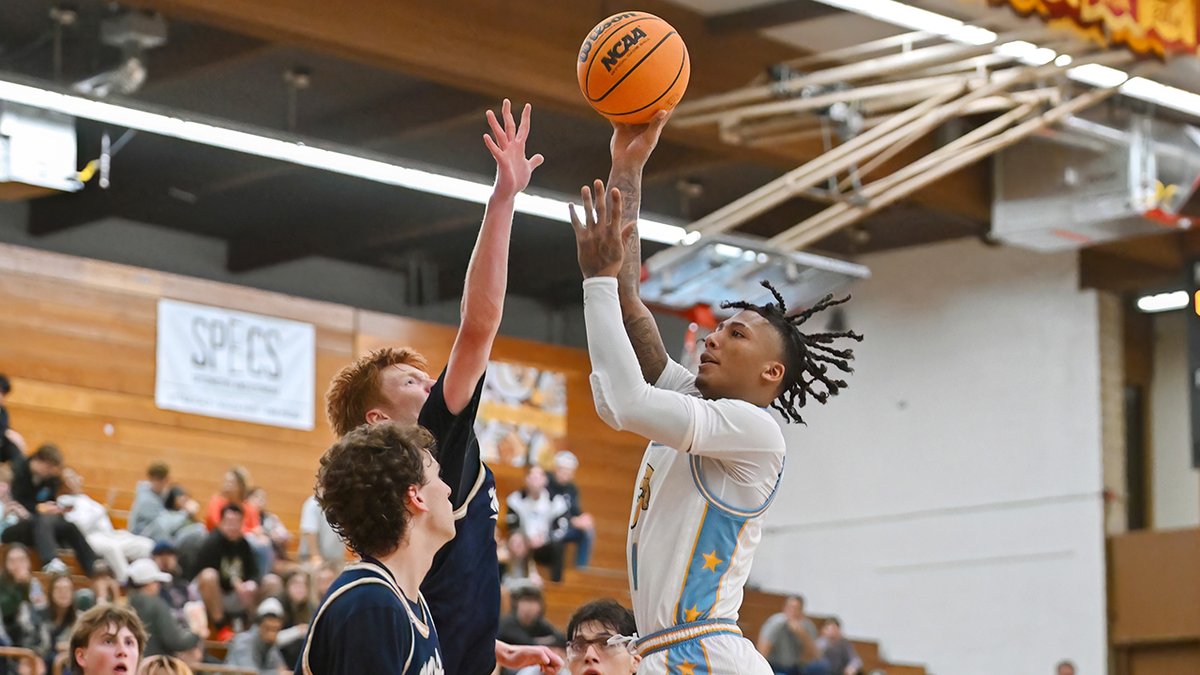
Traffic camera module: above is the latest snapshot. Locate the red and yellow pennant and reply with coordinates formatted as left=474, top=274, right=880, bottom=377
left=991, top=0, right=1199, bottom=56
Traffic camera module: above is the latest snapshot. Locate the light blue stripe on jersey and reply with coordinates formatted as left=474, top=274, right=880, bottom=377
left=666, top=638, right=711, bottom=674
left=688, top=455, right=784, bottom=518
left=673, top=504, right=746, bottom=625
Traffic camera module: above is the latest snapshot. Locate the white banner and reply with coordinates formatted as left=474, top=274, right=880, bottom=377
left=155, top=299, right=315, bottom=430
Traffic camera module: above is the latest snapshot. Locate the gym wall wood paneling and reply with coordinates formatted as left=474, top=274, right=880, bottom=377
left=0, top=243, right=354, bottom=533
left=0, top=243, right=642, bottom=573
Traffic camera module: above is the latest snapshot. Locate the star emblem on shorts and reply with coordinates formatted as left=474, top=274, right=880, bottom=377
left=701, top=550, right=724, bottom=572
left=684, top=605, right=701, bottom=622
left=678, top=662, right=697, bottom=675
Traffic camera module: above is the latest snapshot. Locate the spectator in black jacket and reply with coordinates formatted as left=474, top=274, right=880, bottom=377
left=0, top=375, right=27, bottom=466
left=2, top=443, right=98, bottom=574
left=547, top=451, right=595, bottom=571
left=497, top=586, right=565, bottom=652
left=194, top=504, right=259, bottom=638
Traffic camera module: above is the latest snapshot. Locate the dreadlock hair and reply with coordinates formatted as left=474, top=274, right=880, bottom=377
left=720, top=280, right=863, bottom=424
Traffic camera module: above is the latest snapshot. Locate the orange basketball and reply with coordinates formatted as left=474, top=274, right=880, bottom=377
left=577, top=11, right=690, bottom=124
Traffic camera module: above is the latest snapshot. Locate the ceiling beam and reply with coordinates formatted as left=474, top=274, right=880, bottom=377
left=119, top=0, right=991, bottom=227
left=706, top=1, right=844, bottom=35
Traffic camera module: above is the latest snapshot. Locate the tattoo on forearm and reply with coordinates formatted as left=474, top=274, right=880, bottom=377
left=609, top=170, right=643, bottom=290
left=625, top=313, right=668, bottom=383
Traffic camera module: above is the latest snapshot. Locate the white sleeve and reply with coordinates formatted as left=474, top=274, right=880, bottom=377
left=299, top=497, right=319, bottom=534
left=654, top=358, right=700, bottom=396
left=583, top=278, right=784, bottom=461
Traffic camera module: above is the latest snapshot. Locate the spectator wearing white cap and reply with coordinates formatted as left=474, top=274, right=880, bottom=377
left=224, top=597, right=288, bottom=674
left=126, top=558, right=205, bottom=660
left=548, top=451, right=595, bottom=570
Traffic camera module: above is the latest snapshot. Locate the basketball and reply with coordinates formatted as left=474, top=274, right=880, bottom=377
left=577, top=11, right=691, bottom=124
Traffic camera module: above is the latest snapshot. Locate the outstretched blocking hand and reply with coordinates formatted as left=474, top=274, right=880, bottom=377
left=484, top=99, right=544, bottom=198
left=495, top=641, right=564, bottom=675
left=570, top=180, right=630, bottom=279
left=611, top=109, right=671, bottom=172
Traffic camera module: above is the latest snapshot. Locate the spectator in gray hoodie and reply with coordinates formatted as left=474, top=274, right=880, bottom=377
left=129, top=462, right=205, bottom=545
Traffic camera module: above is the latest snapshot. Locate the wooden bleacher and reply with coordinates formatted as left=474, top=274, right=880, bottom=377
left=0, top=243, right=926, bottom=674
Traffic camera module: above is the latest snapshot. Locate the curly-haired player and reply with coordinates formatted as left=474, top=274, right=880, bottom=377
left=568, top=113, right=862, bottom=675
left=296, top=422, right=454, bottom=675
left=323, top=100, right=558, bottom=675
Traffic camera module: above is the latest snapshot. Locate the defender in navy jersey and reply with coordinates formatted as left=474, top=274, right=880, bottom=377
left=297, top=423, right=453, bottom=675
left=324, top=99, right=560, bottom=675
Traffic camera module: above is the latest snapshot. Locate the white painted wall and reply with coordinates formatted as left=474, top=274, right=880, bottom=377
left=750, top=239, right=1107, bottom=675
left=1149, top=311, right=1200, bottom=529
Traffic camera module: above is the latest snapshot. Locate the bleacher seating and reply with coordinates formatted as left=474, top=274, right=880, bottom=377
left=0, top=243, right=927, bottom=674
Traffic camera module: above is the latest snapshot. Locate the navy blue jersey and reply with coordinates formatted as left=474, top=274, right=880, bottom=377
left=297, top=558, right=442, bottom=675
left=419, top=370, right=500, bottom=675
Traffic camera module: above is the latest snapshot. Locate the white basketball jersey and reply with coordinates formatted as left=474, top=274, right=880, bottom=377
left=627, top=360, right=786, bottom=634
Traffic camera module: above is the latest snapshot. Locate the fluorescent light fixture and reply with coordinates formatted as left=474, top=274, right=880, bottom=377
left=1067, top=63, right=1130, bottom=88
left=995, top=40, right=1057, bottom=66
left=1120, top=76, right=1200, bottom=115
left=1136, top=290, right=1189, bottom=312
left=812, top=0, right=997, bottom=44
left=0, top=76, right=690, bottom=245
left=815, top=0, right=1200, bottom=118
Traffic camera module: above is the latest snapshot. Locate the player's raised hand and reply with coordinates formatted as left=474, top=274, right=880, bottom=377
left=569, top=179, right=631, bottom=279
left=610, top=108, right=671, bottom=172
left=484, top=99, right=545, bottom=199
left=495, top=641, right=565, bottom=674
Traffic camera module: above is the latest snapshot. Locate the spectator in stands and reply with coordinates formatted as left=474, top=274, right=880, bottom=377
left=75, top=562, right=121, bottom=612
left=246, top=488, right=291, bottom=572
left=37, top=574, right=76, bottom=672
left=816, top=617, right=861, bottom=675
left=0, top=375, right=27, bottom=466
left=276, top=570, right=313, bottom=667
left=499, top=529, right=542, bottom=590
left=757, top=595, right=829, bottom=675
left=129, top=463, right=204, bottom=546
left=68, top=604, right=145, bottom=675
left=203, top=468, right=259, bottom=532
left=137, top=655, right=194, bottom=675
left=505, top=466, right=569, bottom=583
left=0, top=544, right=49, bottom=659
left=194, top=503, right=259, bottom=639
left=312, top=562, right=336, bottom=603
left=547, top=451, right=595, bottom=571
left=1056, top=660, right=1076, bottom=675
left=497, top=586, right=565, bottom=651
left=149, top=542, right=189, bottom=616
left=59, top=468, right=154, bottom=584
left=298, top=495, right=343, bottom=572
left=0, top=464, right=29, bottom=537
left=126, top=559, right=203, bottom=661
left=563, top=599, right=639, bottom=675
left=4, top=444, right=97, bottom=575
left=223, top=597, right=287, bottom=674
left=204, top=468, right=273, bottom=578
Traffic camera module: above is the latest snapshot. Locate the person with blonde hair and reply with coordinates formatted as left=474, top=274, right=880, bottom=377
left=136, top=655, right=193, bottom=675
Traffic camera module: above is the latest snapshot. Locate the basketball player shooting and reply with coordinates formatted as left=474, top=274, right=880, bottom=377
left=568, top=121, right=862, bottom=674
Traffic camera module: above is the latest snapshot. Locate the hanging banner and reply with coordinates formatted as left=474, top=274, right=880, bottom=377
left=474, top=361, right=567, bottom=468
left=156, top=299, right=316, bottom=430
left=993, top=0, right=1199, bottom=56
